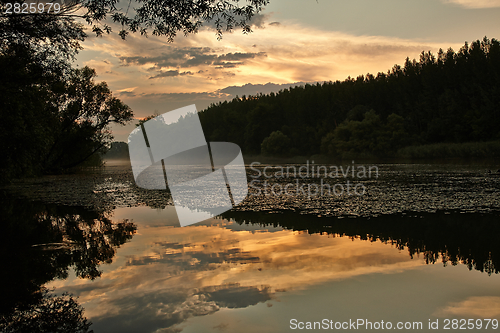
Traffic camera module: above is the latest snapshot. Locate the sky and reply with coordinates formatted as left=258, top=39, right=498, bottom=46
left=74, top=0, right=500, bottom=142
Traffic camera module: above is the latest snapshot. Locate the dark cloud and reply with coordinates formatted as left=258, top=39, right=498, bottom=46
left=120, top=47, right=212, bottom=68
left=91, top=284, right=272, bottom=333
left=90, top=289, right=219, bottom=333
left=214, top=62, right=241, bottom=68
left=202, top=11, right=268, bottom=30
left=126, top=246, right=260, bottom=268
left=213, top=323, right=229, bottom=331
left=205, top=285, right=272, bottom=309
left=138, top=91, right=225, bottom=101
left=116, top=91, right=137, bottom=97
left=154, top=241, right=187, bottom=250
left=268, top=21, right=281, bottom=26
left=111, top=82, right=318, bottom=142
left=120, top=47, right=267, bottom=72
left=248, top=13, right=268, bottom=28
left=149, top=70, right=194, bottom=79
left=219, top=52, right=266, bottom=61
left=149, top=70, right=179, bottom=78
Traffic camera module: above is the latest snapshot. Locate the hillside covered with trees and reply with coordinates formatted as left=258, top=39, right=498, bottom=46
left=198, top=37, right=500, bottom=158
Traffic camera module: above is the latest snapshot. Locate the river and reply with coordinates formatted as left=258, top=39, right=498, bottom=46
left=1, top=159, right=500, bottom=332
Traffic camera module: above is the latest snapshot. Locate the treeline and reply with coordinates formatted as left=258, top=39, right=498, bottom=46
left=198, top=37, right=500, bottom=158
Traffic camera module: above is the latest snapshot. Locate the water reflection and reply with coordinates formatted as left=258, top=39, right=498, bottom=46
left=2, top=193, right=500, bottom=332
left=0, top=194, right=136, bottom=331
left=0, top=289, right=92, bottom=333
left=46, top=210, right=424, bottom=332
left=45, top=206, right=499, bottom=333
left=222, top=210, right=500, bottom=275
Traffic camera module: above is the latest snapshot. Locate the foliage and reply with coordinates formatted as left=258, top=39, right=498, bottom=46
left=0, top=0, right=132, bottom=181
left=261, top=130, right=291, bottom=156
left=43, top=66, right=133, bottom=172
left=199, top=37, right=500, bottom=158
left=0, top=289, right=93, bottom=333
left=0, top=45, right=133, bottom=180
left=135, top=112, right=161, bottom=127
left=0, top=194, right=136, bottom=316
left=321, top=111, right=407, bottom=157
left=0, top=0, right=269, bottom=41
left=103, top=141, right=130, bottom=159
left=0, top=3, right=86, bottom=67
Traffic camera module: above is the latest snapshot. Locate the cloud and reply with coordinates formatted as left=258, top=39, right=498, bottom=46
left=88, top=289, right=220, bottom=333
left=81, top=19, right=456, bottom=93
left=219, top=82, right=307, bottom=97
left=82, top=58, right=115, bottom=75
left=115, top=91, right=137, bottom=97
left=113, top=82, right=309, bottom=118
left=204, top=285, right=272, bottom=308
left=87, top=284, right=272, bottom=333
left=149, top=70, right=194, bottom=79
left=138, top=91, right=228, bottom=101
left=120, top=48, right=267, bottom=71
left=248, top=12, right=269, bottom=29
left=203, top=11, right=270, bottom=30
left=442, top=0, right=500, bottom=8
left=435, top=296, right=500, bottom=318
left=115, top=86, right=139, bottom=97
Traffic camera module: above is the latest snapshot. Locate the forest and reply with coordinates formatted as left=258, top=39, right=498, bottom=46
left=198, top=37, right=500, bottom=159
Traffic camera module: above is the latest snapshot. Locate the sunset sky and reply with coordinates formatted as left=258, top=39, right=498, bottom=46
left=74, top=0, right=500, bottom=141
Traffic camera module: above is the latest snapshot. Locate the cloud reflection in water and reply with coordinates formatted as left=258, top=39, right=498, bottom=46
left=48, top=206, right=424, bottom=333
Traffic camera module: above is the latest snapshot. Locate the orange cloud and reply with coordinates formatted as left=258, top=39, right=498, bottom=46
left=435, top=296, right=500, bottom=318
left=78, top=22, right=455, bottom=95
left=442, top=0, right=500, bottom=8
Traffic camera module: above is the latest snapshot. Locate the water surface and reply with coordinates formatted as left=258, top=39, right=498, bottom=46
left=2, top=161, right=500, bottom=332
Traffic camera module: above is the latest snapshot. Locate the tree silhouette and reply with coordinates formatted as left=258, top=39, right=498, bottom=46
left=0, top=0, right=270, bottom=41
left=261, top=130, right=291, bottom=156
left=0, top=194, right=136, bottom=316
left=0, top=289, right=93, bottom=333
left=0, top=46, right=133, bottom=179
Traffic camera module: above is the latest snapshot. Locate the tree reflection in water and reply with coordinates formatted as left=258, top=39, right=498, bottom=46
left=0, top=194, right=136, bottom=332
left=0, top=289, right=92, bottom=333
left=222, top=209, right=500, bottom=275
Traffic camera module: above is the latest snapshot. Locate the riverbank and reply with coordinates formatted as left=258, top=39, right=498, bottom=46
left=244, top=141, right=500, bottom=165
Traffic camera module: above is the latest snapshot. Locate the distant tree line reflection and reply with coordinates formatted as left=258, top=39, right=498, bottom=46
left=221, top=210, right=500, bottom=275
